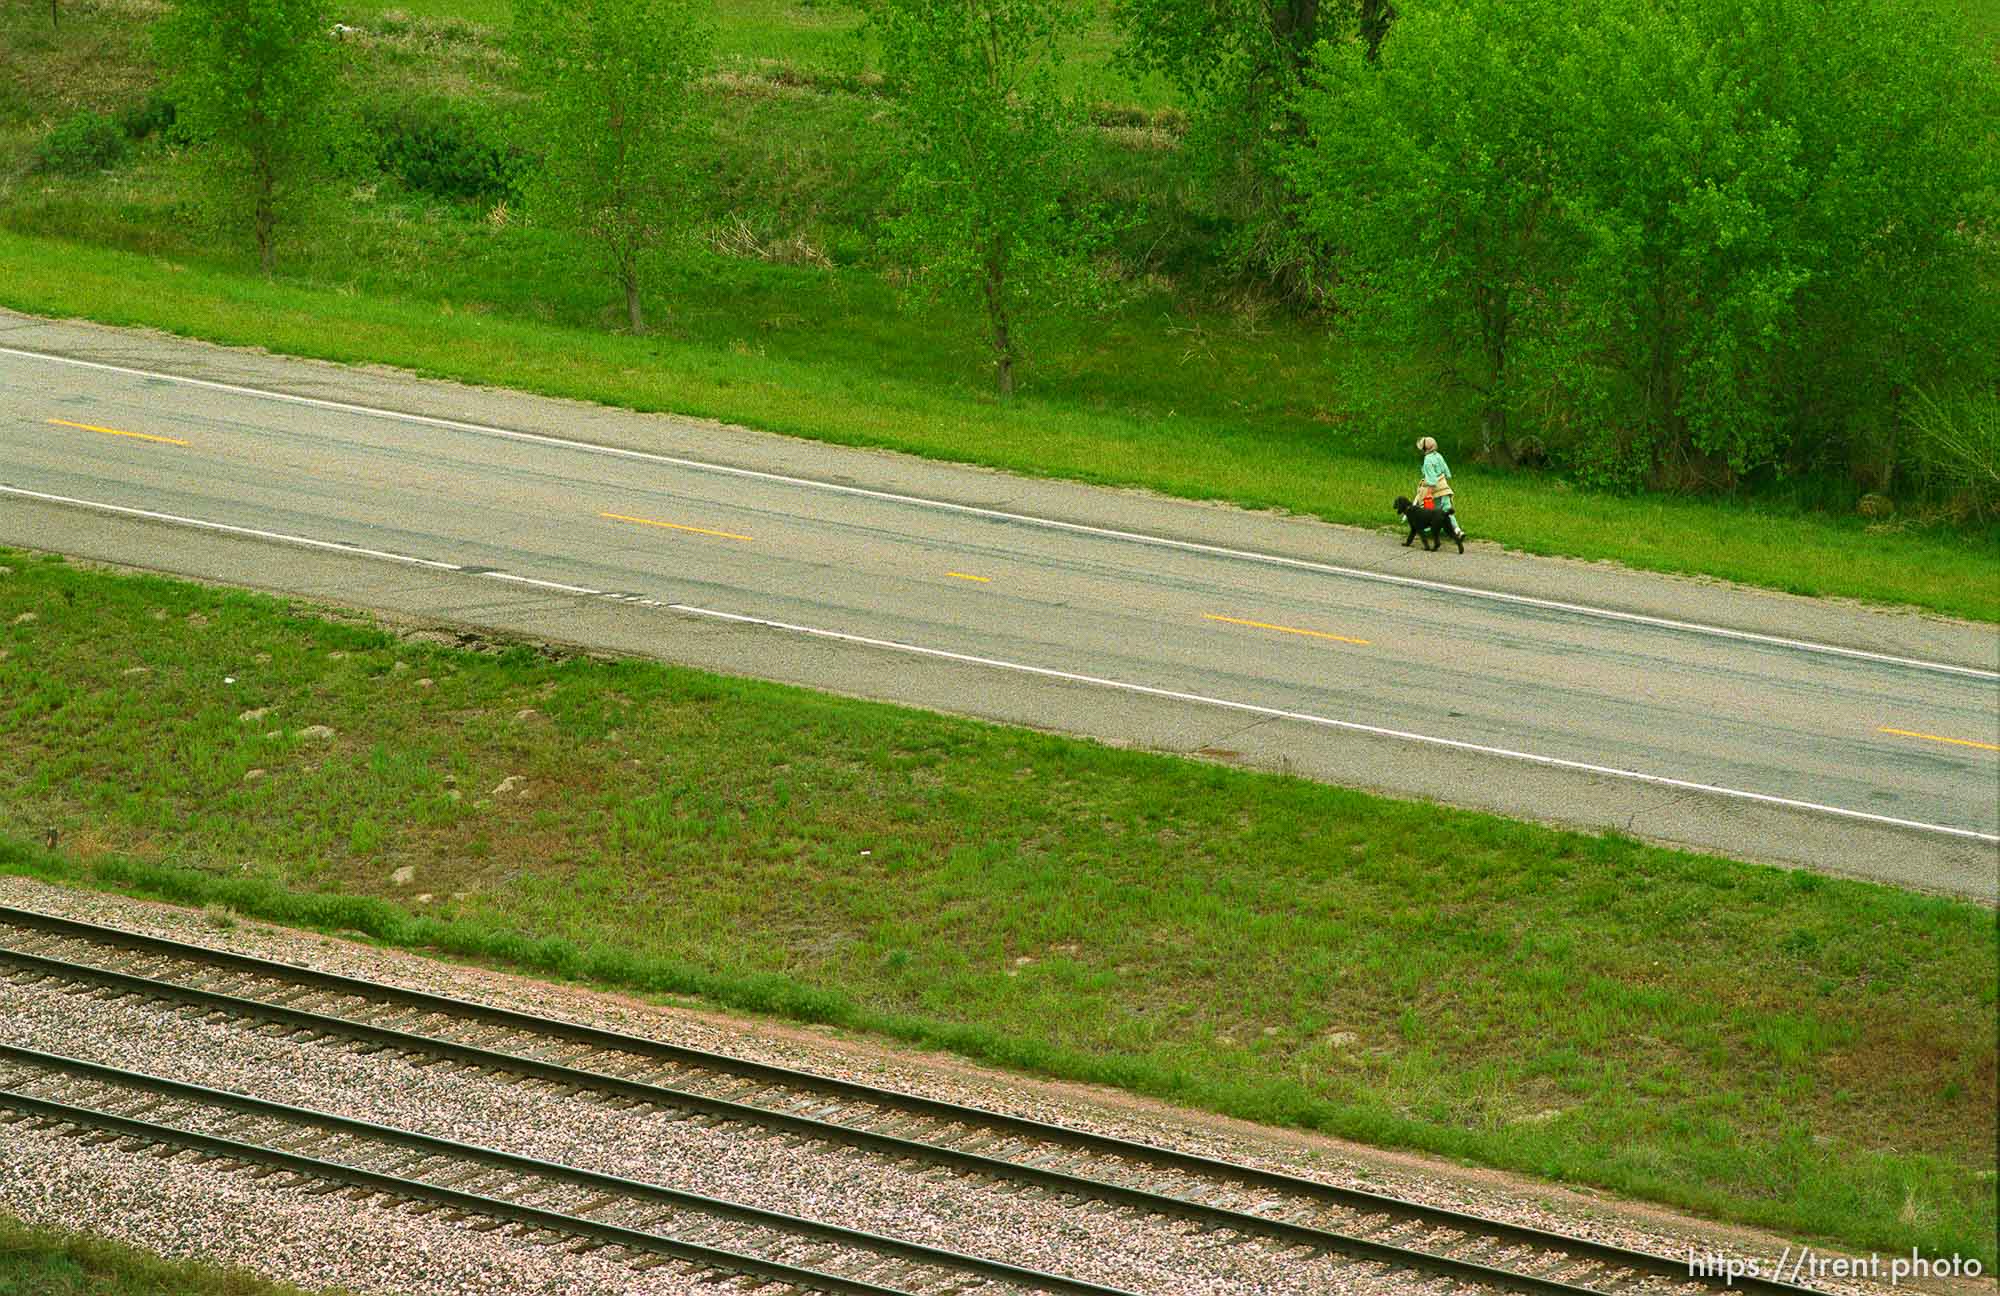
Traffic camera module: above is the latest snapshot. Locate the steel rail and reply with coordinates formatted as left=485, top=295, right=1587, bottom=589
left=1, top=1069, right=907, bottom=1295
left=0, top=905, right=1829, bottom=1296
left=0, top=936, right=1600, bottom=1294
left=0, top=1042, right=1125, bottom=1296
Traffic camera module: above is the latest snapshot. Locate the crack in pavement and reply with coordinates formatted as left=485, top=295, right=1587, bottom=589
left=1195, top=714, right=1281, bottom=754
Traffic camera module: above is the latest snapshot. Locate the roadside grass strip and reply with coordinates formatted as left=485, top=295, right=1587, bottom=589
left=1, top=551, right=1994, bottom=1264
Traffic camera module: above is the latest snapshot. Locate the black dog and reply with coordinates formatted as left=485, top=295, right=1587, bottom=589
left=1395, top=497, right=1464, bottom=552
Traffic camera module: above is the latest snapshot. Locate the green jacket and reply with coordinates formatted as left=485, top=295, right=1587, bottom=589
left=1422, top=451, right=1452, bottom=498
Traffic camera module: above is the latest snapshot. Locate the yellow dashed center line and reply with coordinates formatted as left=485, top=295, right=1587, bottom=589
left=1879, top=726, right=2000, bottom=752
left=600, top=511, right=753, bottom=542
left=1204, top=613, right=1369, bottom=646
left=946, top=572, right=991, bottom=583
left=48, top=417, right=188, bottom=447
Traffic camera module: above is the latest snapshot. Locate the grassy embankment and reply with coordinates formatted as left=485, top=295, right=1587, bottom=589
left=3, top=551, right=1995, bottom=1263
left=333, top=0, right=1180, bottom=106
left=1, top=1, right=1994, bottom=620
left=0, top=1212, right=331, bottom=1296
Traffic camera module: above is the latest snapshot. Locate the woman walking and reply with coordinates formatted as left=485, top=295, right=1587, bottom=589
left=1416, top=436, right=1464, bottom=540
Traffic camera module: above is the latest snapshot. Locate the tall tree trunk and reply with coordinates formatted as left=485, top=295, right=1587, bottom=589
left=1481, top=339, right=1508, bottom=458
left=254, top=144, right=276, bottom=274
left=1269, top=0, right=1320, bottom=69
left=624, top=257, right=644, bottom=333
left=1473, top=278, right=1510, bottom=458
left=256, top=193, right=275, bottom=274
left=982, top=241, right=1014, bottom=398
left=609, top=110, right=644, bottom=333
left=1360, top=0, right=1395, bottom=61
left=1481, top=400, right=1507, bottom=460
left=992, top=311, right=1015, bottom=397
left=1645, top=275, right=1684, bottom=476
left=1262, top=0, right=1321, bottom=129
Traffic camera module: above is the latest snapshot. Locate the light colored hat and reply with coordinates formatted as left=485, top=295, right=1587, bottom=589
left=1417, top=436, right=1438, bottom=452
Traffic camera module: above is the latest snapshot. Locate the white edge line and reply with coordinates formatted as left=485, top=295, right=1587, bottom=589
left=0, top=488, right=464, bottom=573
left=5, top=482, right=1995, bottom=847
left=670, top=605, right=2000, bottom=845
left=9, top=343, right=1996, bottom=683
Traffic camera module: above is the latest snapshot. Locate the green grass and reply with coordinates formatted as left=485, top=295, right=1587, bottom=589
left=327, top=0, right=1179, bottom=107
left=340, top=0, right=514, bottom=25
left=1946, top=0, right=2000, bottom=46
left=3, top=550, right=1994, bottom=1263
left=0, top=1213, right=332, bottom=1296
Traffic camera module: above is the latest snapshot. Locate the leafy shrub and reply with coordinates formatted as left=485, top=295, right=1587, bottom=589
left=116, top=92, right=178, bottom=142
left=363, top=101, right=527, bottom=204
left=828, top=229, right=869, bottom=267
left=31, top=111, right=128, bottom=176
left=1286, top=0, right=1998, bottom=490
left=1903, top=384, right=2000, bottom=522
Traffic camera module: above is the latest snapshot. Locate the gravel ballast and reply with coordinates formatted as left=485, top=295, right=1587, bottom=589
left=0, top=1121, right=726, bottom=1296
left=0, top=979, right=1356, bottom=1295
left=0, top=877, right=1951, bottom=1296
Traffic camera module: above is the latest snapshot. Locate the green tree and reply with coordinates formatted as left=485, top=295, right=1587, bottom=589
left=862, top=0, right=1112, bottom=397
left=1117, top=0, right=1395, bottom=125
left=153, top=0, right=343, bottom=273
left=512, top=0, right=712, bottom=333
left=1284, top=0, right=1570, bottom=458
left=1286, top=0, right=1998, bottom=487
left=1533, top=0, right=1811, bottom=486
left=1712, top=0, right=2000, bottom=491
left=1115, top=0, right=1392, bottom=279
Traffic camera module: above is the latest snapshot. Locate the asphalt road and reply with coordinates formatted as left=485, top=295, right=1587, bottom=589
left=2, top=313, right=1995, bottom=899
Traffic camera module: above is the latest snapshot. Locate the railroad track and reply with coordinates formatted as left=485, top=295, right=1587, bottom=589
left=0, top=1041, right=1115, bottom=1296
left=0, top=904, right=1825, bottom=1295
